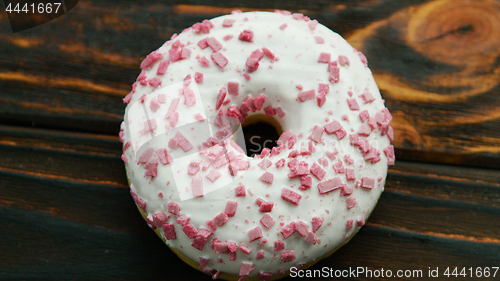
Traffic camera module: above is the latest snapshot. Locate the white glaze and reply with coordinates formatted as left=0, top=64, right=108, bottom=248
left=121, top=11, right=394, bottom=279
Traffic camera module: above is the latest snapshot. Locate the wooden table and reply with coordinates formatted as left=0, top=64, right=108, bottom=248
left=1, top=1, right=499, bottom=280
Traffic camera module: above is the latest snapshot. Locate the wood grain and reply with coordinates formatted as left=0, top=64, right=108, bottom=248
left=0, top=0, right=499, bottom=167
left=0, top=126, right=498, bottom=280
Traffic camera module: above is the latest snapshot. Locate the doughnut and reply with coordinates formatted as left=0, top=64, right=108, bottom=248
left=120, top=10, right=395, bottom=280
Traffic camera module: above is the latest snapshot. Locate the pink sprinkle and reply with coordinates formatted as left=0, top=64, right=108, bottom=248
left=259, top=172, right=274, bottom=184
left=240, top=243, right=252, bottom=254
left=198, top=38, right=208, bottom=49
left=149, top=97, right=161, bottom=112
left=259, top=201, right=274, bottom=213
left=329, top=64, right=340, bottom=83
left=360, top=91, right=375, bottom=104
left=358, top=124, right=372, bottom=136
left=292, top=13, right=304, bottom=20
left=346, top=197, right=357, bottom=210
left=357, top=217, right=366, bottom=226
left=140, top=51, right=163, bottom=69
left=318, top=52, right=331, bottom=63
left=255, top=198, right=265, bottom=207
left=358, top=51, right=368, bottom=67
left=347, top=98, right=359, bottom=110
left=310, top=125, right=324, bottom=143
left=310, top=163, right=326, bottom=180
left=182, top=86, right=196, bottom=106
left=162, top=223, right=177, bottom=240
left=169, top=48, right=183, bottom=62
left=152, top=213, right=168, bottom=228
left=281, top=251, right=295, bottom=263
left=225, top=200, right=238, bottom=217
left=281, top=188, right=301, bottom=205
left=316, top=92, right=326, bottom=107
left=206, top=220, right=217, bottom=232
left=314, top=36, right=324, bottom=44
left=346, top=219, right=354, bottom=230
left=227, top=82, right=239, bottom=97
left=239, top=262, right=254, bottom=276
left=207, top=37, right=223, bottom=52
left=197, top=228, right=213, bottom=240
left=156, top=60, right=170, bottom=75
left=214, top=241, right=230, bottom=254
left=346, top=168, right=356, bottom=181
left=305, top=232, right=318, bottom=244
left=214, top=212, right=229, bottom=227
left=223, top=34, right=233, bottom=41
left=246, top=49, right=264, bottom=72
left=388, top=126, right=394, bottom=141
left=297, top=89, right=316, bottom=102
left=261, top=47, right=276, bottom=60
left=264, top=106, right=276, bottom=116
left=275, top=158, right=285, bottom=168
left=199, top=56, right=210, bottom=67
left=206, top=169, right=222, bottom=183
left=195, top=113, right=205, bottom=122
left=194, top=72, right=203, bottom=83
left=279, top=23, right=287, bottom=30
left=318, top=83, right=329, bottom=94
left=339, top=55, right=350, bottom=66
left=173, top=131, right=193, bottom=152
left=222, top=19, right=235, bottom=27
left=258, top=159, right=272, bottom=169
left=359, top=110, right=370, bottom=122
left=182, top=223, right=198, bottom=239
left=211, top=51, right=228, bottom=68
left=191, top=176, right=204, bottom=197
left=342, top=185, right=354, bottom=196
left=169, top=112, right=179, bottom=127
left=188, top=160, right=201, bottom=175
left=248, top=226, right=263, bottom=242
left=312, top=217, right=323, bottom=232
left=308, top=19, right=318, bottom=30
left=181, top=48, right=191, bottom=59
left=167, top=202, right=180, bottom=216
left=144, top=162, right=157, bottom=178
left=253, top=94, right=266, bottom=110
left=335, top=129, right=347, bottom=140
left=318, top=177, right=343, bottom=194
left=384, top=145, right=396, bottom=166
left=215, top=87, right=227, bottom=110
left=324, top=120, right=342, bottom=134
left=191, top=237, right=207, bottom=251
left=235, top=185, right=246, bottom=197
left=199, top=257, right=210, bottom=269
left=333, top=160, right=345, bottom=174
left=260, top=214, right=275, bottom=229
left=227, top=241, right=238, bottom=252
left=295, top=221, right=308, bottom=237
left=137, top=148, right=154, bottom=164
left=239, top=30, right=254, bottom=42
left=274, top=240, right=285, bottom=251
left=361, top=177, right=375, bottom=189
left=256, top=250, right=266, bottom=260
left=300, top=176, right=312, bottom=189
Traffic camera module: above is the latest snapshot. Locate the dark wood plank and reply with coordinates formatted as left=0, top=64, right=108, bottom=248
left=0, top=126, right=498, bottom=280
left=0, top=1, right=499, bottom=167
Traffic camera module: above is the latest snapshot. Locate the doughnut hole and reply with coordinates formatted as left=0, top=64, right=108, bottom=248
left=242, top=114, right=283, bottom=157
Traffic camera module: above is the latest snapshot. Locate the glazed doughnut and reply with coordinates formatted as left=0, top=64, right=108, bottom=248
left=120, top=10, right=395, bottom=280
